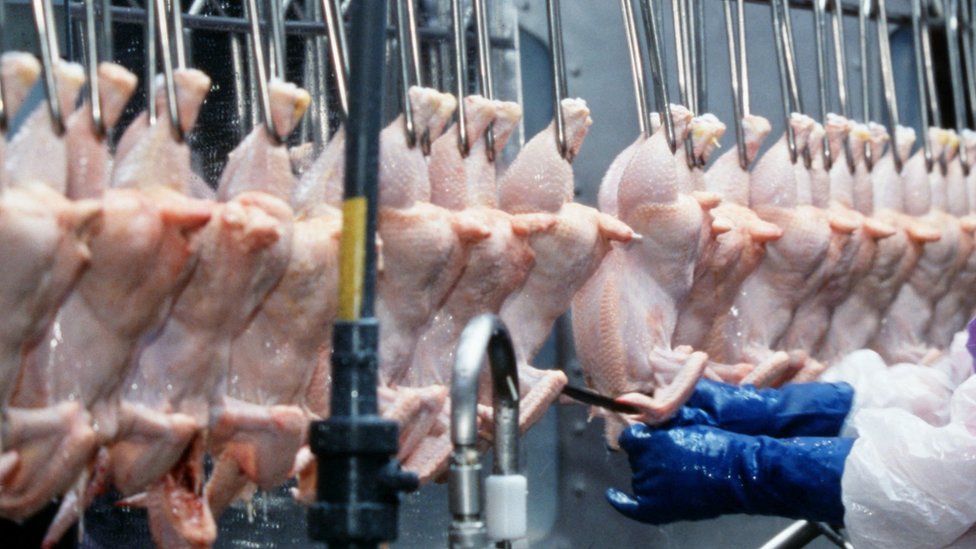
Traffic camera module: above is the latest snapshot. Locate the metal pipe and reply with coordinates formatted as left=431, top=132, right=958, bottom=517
left=309, top=4, right=418, bottom=544
left=547, top=0, right=570, bottom=159
left=832, top=0, right=857, bottom=171
left=757, top=520, right=822, bottom=549
left=921, top=1, right=943, bottom=129
left=322, top=0, right=349, bottom=119
left=640, top=0, right=677, bottom=152
left=171, top=0, right=187, bottom=68
left=449, top=314, right=521, bottom=549
left=724, top=0, right=749, bottom=169
left=878, top=0, right=904, bottom=171
left=947, top=0, right=969, bottom=170
left=474, top=0, right=496, bottom=160
left=771, top=0, right=799, bottom=163
left=739, top=0, right=750, bottom=115
left=693, top=0, right=707, bottom=114
left=621, top=0, right=652, bottom=137
left=31, top=0, right=64, bottom=135
left=268, top=0, right=287, bottom=81
left=782, top=0, right=813, bottom=166
left=674, top=0, right=697, bottom=167
left=451, top=0, right=469, bottom=156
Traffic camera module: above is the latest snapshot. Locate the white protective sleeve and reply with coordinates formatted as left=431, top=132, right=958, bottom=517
left=842, top=376, right=976, bottom=549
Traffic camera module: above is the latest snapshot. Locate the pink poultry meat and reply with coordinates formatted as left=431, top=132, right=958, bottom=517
left=929, top=131, right=976, bottom=347
left=293, top=125, right=346, bottom=213
left=821, top=126, right=938, bottom=362
left=574, top=106, right=716, bottom=444
left=0, top=52, right=41, bottom=188
left=400, top=94, right=554, bottom=481
left=206, top=81, right=329, bottom=516
left=65, top=63, right=139, bottom=199
left=675, top=114, right=783, bottom=383
left=4, top=61, right=84, bottom=192
left=705, top=114, right=841, bottom=387
left=873, top=128, right=964, bottom=364
left=498, top=98, right=630, bottom=430
left=779, top=116, right=894, bottom=377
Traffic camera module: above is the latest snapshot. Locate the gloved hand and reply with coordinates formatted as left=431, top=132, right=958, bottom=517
left=607, top=423, right=853, bottom=524
left=666, top=379, right=854, bottom=437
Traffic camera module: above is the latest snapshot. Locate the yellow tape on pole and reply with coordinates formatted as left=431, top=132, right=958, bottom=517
left=338, top=196, right=367, bottom=320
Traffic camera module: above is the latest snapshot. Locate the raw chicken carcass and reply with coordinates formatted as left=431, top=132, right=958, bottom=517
left=65, top=63, right=139, bottom=199
left=4, top=61, right=84, bottom=192
left=778, top=116, right=895, bottom=376
left=705, top=114, right=845, bottom=386
left=574, top=105, right=716, bottom=444
left=498, top=98, right=631, bottom=431
left=112, top=69, right=212, bottom=193
left=293, top=126, right=346, bottom=214
left=0, top=52, right=41, bottom=189
left=873, top=128, right=964, bottom=364
left=821, top=125, right=939, bottom=362
left=675, top=114, right=783, bottom=383
left=929, top=130, right=976, bottom=346
left=2, top=188, right=210, bottom=526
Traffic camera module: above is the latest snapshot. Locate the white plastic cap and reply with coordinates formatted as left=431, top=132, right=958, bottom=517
left=485, top=474, right=528, bottom=541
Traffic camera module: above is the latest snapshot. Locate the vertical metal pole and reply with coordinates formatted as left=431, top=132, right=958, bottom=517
left=309, top=4, right=419, bottom=545
left=621, top=0, right=652, bottom=137
left=547, top=0, right=569, bottom=159
left=640, top=0, right=676, bottom=152
left=912, top=0, right=935, bottom=170
left=724, top=0, right=748, bottom=169
left=878, top=0, right=904, bottom=171
left=947, top=0, right=969, bottom=169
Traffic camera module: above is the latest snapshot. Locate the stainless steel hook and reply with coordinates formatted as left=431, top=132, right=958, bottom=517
left=639, top=0, right=677, bottom=153
left=245, top=0, right=282, bottom=142
left=547, top=0, right=570, bottom=159
left=83, top=0, right=104, bottom=136
left=911, top=0, right=936, bottom=171
left=878, top=0, right=904, bottom=172
left=31, top=0, right=64, bottom=135
left=321, top=0, right=349, bottom=120
left=449, top=314, right=521, bottom=549
left=831, top=0, right=857, bottom=172
left=152, top=0, right=185, bottom=141
left=770, top=0, right=799, bottom=163
left=723, top=0, right=749, bottom=170
left=813, top=0, right=832, bottom=169
left=474, top=0, right=496, bottom=161
left=396, top=0, right=420, bottom=149
left=947, top=0, right=970, bottom=171
left=451, top=0, right=470, bottom=157
left=621, top=0, right=652, bottom=137
left=672, top=0, right=697, bottom=167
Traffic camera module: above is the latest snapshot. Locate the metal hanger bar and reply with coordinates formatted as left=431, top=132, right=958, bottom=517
left=65, top=3, right=518, bottom=48
left=100, top=0, right=113, bottom=62
left=33, top=0, right=64, bottom=134
left=154, top=0, right=184, bottom=140
left=405, top=0, right=422, bottom=86
left=396, top=0, right=418, bottom=147
left=146, top=0, right=157, bottom=125
left=912, top=0, right=935, bottom=169
left=640, top=0, right=677, bottom=152
left=947, top=0, right=969, bottom=168
left=920, top=2, right=943, bottom=128
left=859, top=0, right=871, bottom=122
left=782, top=0, right=805, bottom=114
left=622, top=0, right=652, bottom=136
left=321, top=0, right=349, bottom=119
left=693, top=0, right=707, bottom=115
left=246, top=0, right=280, bottom=140
left=724, top=0, right=749, bottom=169
left=878, top=0, right=904, bottom=170
left=268, top=0, right=287, bottom=81
left=474, top=0, right=496, bottom=160
left=671, top=0, right=690, bottom=107
left=814, top=0, right=831, bottom=168
left=742, top=0, right=928, bottom=23
left=84, top=0, right=105, bottom=136
left=451, top=0, right=469, bottom=156
left=832, top=0, right=857, bottom=171
left=547, top=0, right=569, bottom=159
left=738, top=0, right=750, bottom=115
left=771, top=0, right=799, bottom=162
left=960, top=0, right=976, bottom=128
left=171, top=0, right=187, bottom=68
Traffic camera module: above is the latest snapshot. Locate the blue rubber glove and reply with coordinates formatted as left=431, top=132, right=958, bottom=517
left=607, top=423, right=853, bottom=525
left=666, top=379, right=854, bottom=437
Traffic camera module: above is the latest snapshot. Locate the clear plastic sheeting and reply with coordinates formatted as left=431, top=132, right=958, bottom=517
left=820, top=331, right=975, bottom=438
left=842, top=375, right=976, bottom=549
